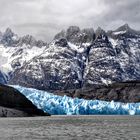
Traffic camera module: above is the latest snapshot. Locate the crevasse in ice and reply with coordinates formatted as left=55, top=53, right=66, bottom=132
left=12, top=85, right=140, bottom=115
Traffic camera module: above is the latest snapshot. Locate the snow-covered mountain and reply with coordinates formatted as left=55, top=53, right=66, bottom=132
left=0, top=28, right=47, bottom=83
left=1, top=24, right=140, bottom=90
left=9, top=26, right=95, bottom=90
left=108, top=24, right=140, bottom=81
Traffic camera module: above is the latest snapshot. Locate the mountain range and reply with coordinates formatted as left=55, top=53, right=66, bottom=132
left=0, top=24, right=140, bottom=91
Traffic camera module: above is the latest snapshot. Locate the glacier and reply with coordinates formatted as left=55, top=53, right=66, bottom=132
left=11, top=85, right=140, bottom=115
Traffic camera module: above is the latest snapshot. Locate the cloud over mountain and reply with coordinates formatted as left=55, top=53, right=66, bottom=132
left=0, top=0, right=139, bottom=42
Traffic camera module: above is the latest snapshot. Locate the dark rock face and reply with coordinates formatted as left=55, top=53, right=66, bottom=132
left=9, top=41, right=83, bottom=90
left=0, top=106, right=29, bottom=117
left=84, top=27, right=123, bottom=86
left=55, top=38, right=68, bottom=47
left=0, top=84, right=50, bottom=117
left=108, top=24, right=140, bottom=39
left=9, top=26, right=95, bottom=90
left=54, top=26, right=95, bottom=45
left=0, top=28, right=47, bottom=85
left=0, top=28, right=47, bottom=47
left=0, top=28, right=17, bottom=46
left=52, top=81, right=140, bottom=103
left=0, top=71, right=7, bottom=84
left=9, top=24, right=140, bottom=92
left=18, top=35, right=47, bottom=47
left=108, top=24, right=140, bottom=81
left=0, top=24, right=140, bottom=98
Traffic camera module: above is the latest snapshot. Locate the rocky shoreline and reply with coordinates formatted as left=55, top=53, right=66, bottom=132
left=0, top=84, right=50, bottom=117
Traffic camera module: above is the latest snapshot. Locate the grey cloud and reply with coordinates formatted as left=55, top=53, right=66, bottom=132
left=0, top=0, right=139, bottom=42
left=99, top=0, right=140, bottom=29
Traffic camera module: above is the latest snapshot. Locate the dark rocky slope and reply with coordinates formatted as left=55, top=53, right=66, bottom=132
left=52, top=81, right=140, bottom=103
left=9, top=24, right=140, bottom=90
left=1, top=24, right=140, bottom=103
left=0, top=28, right=47, bottom=85
left=0, top=84, right=50, bottom=117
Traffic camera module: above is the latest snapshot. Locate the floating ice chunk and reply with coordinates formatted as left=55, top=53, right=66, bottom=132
left=11, top=85, right=140, bottom=115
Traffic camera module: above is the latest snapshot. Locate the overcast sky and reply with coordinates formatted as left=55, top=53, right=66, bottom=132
left=0, top=0, right=139, bottom=42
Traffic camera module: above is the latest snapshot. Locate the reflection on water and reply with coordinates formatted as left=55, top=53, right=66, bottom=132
left=0, top=116, right=139, bottom=140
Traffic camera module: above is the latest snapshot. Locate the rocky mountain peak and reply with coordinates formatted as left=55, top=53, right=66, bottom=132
left=81, top=28, right=94, bottom=35
left=20, top=34, right=47, bottom=47
left=0, top=28, right=47, bottom=48
left=0, top=28, right=18, bottom=46
left=95, top=27, right=107, bottom=40
left=54, top=30, right=66, bottom=40
left=81, top=28, right=95, bottom=43
left=54, top=26, right=94, bottom=45
left=21, top=34, right=36, bottom=46
left=66, top=26, right=81, bottom=44
left=1, top=25, right=140, bottom=91
left=4, top=28, right=14, bottom=36
left=67, top=26, right=80, bottom=35
left=96, top=27, right=106, bottom=35
left=55, top=38, right=68, bottom=47
left=123, top=23, right=130, bottom=30
left=108, top=24, right=140, bottom=39
left=116, top=24, right=131, bottom=32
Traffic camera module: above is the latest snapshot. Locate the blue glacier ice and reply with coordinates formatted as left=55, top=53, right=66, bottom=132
left=11, top=85, right=140, bottom=115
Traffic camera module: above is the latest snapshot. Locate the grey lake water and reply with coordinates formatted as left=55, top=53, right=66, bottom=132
left=0, top=116, right=139, bottom=140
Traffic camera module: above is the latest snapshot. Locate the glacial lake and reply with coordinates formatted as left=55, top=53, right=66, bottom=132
left=0, top=115, right=139, bottom=140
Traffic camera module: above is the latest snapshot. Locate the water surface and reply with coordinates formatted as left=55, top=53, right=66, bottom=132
left=0, top=116, right=139, bottom=140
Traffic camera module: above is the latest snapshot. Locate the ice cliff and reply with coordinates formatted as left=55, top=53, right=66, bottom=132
left=12, top=85, right=140, bottom=115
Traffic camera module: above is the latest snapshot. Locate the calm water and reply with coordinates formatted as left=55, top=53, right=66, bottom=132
left=0, top=116, right=139, bottom=140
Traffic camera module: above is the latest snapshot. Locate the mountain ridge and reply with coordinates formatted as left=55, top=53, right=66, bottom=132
left=0, top=24, right=140, bottom=91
